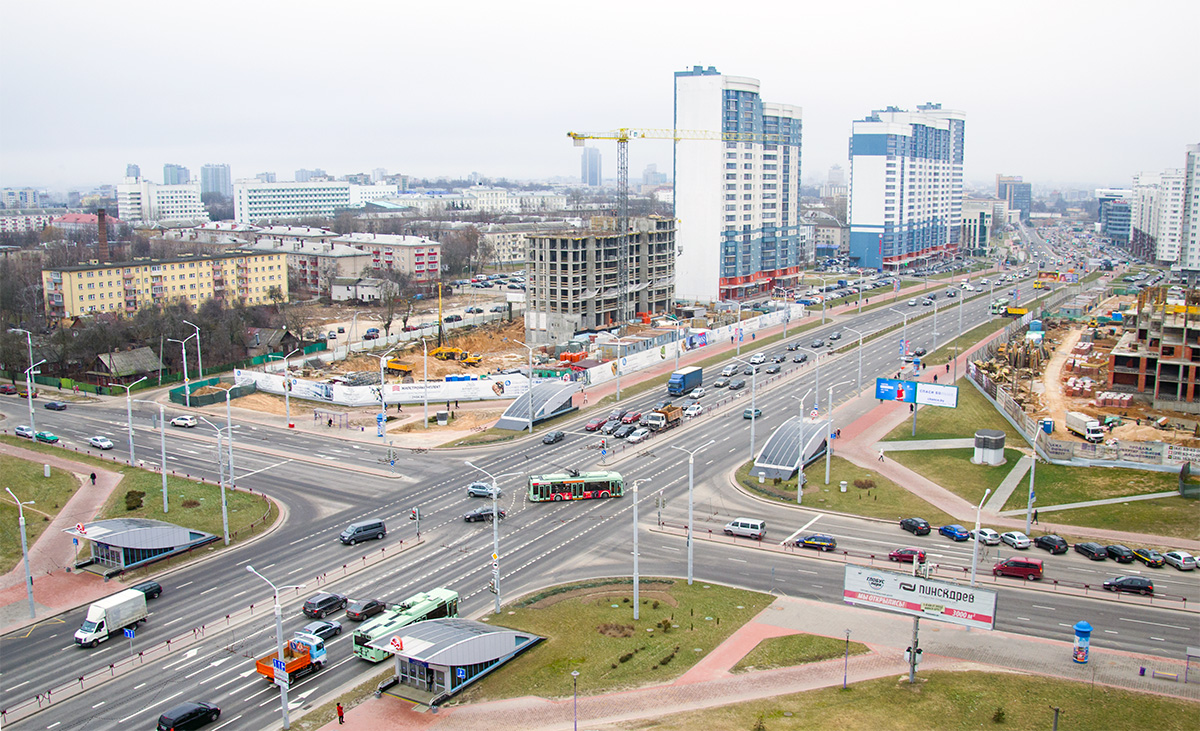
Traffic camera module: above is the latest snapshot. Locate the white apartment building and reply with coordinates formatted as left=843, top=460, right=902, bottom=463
left=1131, top=170, right=1186, bottom=265
left=674, top=66, right=805, bottom=303
left=117, top=178, right=209, bottom=224
left=331, top=232, right=441, bottom=284
left=1180, top=144, right=1200, bottom=274
left=1, top=213, right=54, bottom=233
left=243, top=238, right=374, bottom=296
left=232, top=181, right=400, bottom=223
left=374, top=188, right=568, bottom=217
left=961, top=197, right=1000, bottom=254
left=2, top=188, right=42, bottom=209
left=848, top=103, right=966, bottom=271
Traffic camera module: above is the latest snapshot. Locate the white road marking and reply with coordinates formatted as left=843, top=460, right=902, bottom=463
left=1118, top=617, right=1190, bottom=630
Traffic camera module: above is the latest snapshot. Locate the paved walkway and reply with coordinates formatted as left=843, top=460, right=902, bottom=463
left=984, top=455, right=1031, bottom=513
left=999, top=490, right=1182, bottom=517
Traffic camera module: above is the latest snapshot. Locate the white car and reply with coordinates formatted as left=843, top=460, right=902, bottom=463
left=907, top=298, right=918, bottom=306
left=748, top=354, right=766, bottom=365
left=88, top=436, right=115, bottom=450
left=15, top=424, right=35, bottom=439
left=626, top=427, right=651, bottom=444
left=1000, top=531, right=1031, bottom=549
left=689, top=387, right=706, bottom=399
left=1164, top=550, right=1196, bottom=571
left=971, top=528, right=1001, bottom=545
left=170, top=415, right=198, bottom=428
left=683, top=403, right=703, bottom=418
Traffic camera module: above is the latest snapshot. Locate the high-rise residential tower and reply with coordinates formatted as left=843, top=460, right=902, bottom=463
left=126, top=163, right=141, bottom=179
left=163, top=163, right=190, bottom=185
left=673, top=66, right=805, bottom=302
left=1179, top=144, right=1200, bottom=276
left=996, top=174, right=1032, bottom=222
left=580, top=147, right=601, bottom=186
left=200, top=163, right=233, bottom=197
left=848, top=103, right=965, bottom=271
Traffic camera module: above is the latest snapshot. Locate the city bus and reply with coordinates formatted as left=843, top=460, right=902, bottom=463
left=351, top=587, right=459, bottom=662
left=529, top=471, right=624, bottom=502
left=989, top=297, right=1010, bottom=314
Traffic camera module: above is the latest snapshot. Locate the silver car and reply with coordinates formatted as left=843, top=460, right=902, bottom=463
left=88, top=436, right=115, bottom=450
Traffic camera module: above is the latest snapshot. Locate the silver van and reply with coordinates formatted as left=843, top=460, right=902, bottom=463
left=340, top=519, right=386, bottom=545
left=724, top=518, right=766, bottom=540
left=721, top=364, right=740, bottom=378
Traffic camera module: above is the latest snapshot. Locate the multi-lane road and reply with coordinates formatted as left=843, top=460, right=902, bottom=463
left=2, top=264, right=1195, bottom=729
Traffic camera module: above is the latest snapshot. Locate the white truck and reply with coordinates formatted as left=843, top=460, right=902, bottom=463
left=1065, top=411, right=1104, bottom=443
left=74, top=589, right=148, bottom=647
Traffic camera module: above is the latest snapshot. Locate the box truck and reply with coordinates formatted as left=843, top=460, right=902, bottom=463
left=666, top=366, right=703, bottom=396
left=74, top=589, right=148, bottom=647
left=1065, top=411, right=1104, bottom=443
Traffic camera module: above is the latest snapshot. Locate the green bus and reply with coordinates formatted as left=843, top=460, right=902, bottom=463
left=989, top=297, right=1010, bottom=314
left=528, top=470, right=624, bottom=502
left=351, top=587, right=459, bottom=662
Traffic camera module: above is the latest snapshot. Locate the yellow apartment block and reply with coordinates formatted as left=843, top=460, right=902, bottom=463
left=43, top=250, right=289, bottom=321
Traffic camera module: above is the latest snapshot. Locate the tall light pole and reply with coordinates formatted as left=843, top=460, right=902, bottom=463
left=843, top=327, right=868, bottom=392
left=931, top=298, right=940, bottom=358
left=615, top=339, right=625, bottom=401
left=735, top=302, right=745, bottom=356
left=182, top=320, right=203, bottom=378
left=674, top=320, right=684, bottom=370
left=571, top=670, right=580, bottom=731
left=134, top=399, right=169, bottom=513
left=421, top=338, right=430, bottom=428
left=466, top=461, right=514, bottom=615
left=731, top=355, right=759, bottom=459
left=890, top=308, right=910, bottom=366
left=790, top=389, right=814, bottom=504
left=109, top=376, right=148, bottom=466
left=267, top=348, right=301, bottom=429
left=167, top=333, right=196, bottom=408
left=970, top=488, right=993, bottom=587
left=247, top=565, right=305, bottom=730
left=798, top=347, right=820, bottom=399
left=200, top=417, right=234, bottom=546
left=671, top=440, right=714, bottom=586
left=826, top=380, right=853, bottom=484
left=9, top=328, right=35, bottom=432
left=631, top=479, right=648, bottom=620
left=376, top=345, right=400, bottom=438
left=5, top=487, right=36, bottom=619
left=512, top=338, right=535, bottom=434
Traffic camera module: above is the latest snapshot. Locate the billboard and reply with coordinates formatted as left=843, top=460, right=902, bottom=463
left=874, top=378, right=959, bottom=408
left=916, top=383, right=959, bottom=407
left=843, top=565, right=996, bottom=630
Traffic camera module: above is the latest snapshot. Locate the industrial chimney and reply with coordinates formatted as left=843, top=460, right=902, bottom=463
left=97, top=208, right=109, bottom=262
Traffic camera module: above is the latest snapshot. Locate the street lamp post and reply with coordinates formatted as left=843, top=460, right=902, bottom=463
left=109, top=376, right=148, bottom=465
left=571, top=670, right=580, bottom=731
left=376, top=345, right=400, bottom=438
left=466, top=461, right=513, bottom=615
left=134, top=399, right=169, bottom=513
left=970, top=488, right=993, bottom=587
left=267, top=348, right=301, bottom=429
left=422, top=338, right=430, bottom=428
left=798, top=347, right=820, bottom=400
left=955, top=287, right=965, bottom=381
left=615, top=340, right=625, bottom=401
left=513, top=339, right=535, bottom=434
left=9, top=328, right=35, bottom=432
left=182, top=320, right=203, bottom=378
left=731, top=355, right=759, bottom=459
left=167, top=333, right=196, bottom=408
left=735, top=302, right=745, bottom=356
left=631, top=479, right=648, bottom=620
left=826, top=380, right=853, bottom=484
left=890, top=308, right=910, bottom=368
left=246, top=566, right=305, bottom=730
left=671, top=440, right=715, bottom=585
left=843, top=327, right=867, bottom=392
left=5, top=487, right=36, bottom=619
left=200, top=417, right=234, bottom=546
left=790, top=389, right=814, bottom=504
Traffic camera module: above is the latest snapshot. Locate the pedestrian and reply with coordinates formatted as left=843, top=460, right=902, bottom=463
left=89, top=472, right=97, bottom=486
left=1033, top=509, right=1039, bottom=525
left=327, top=417, right=333, bottom=428
left=336, top=702, right=344, bottom=724
left=933, top=374, right=938, bottom=383
left=455, top=400, right=459, bottom=408
left=836, top=428, right=841, bottom=439
left=878, top=449, right=885, bottom=462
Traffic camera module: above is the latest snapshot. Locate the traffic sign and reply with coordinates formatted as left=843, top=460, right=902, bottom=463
left=272, top=658, right=286, bottom=671
left=491, top=552, right=498, bottom=561
left=456, top=667, right=466, bottom=679
left=390, top=636, right=404, bottom=653
left=601, top=449, right=607, bottom=456
left=810, top=407, right=819, bottom=419
left=75, top=523, right=86, bottom=534
left=123, top=628, right=135, bottom=639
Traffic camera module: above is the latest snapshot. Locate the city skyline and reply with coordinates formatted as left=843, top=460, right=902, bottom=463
left=2, top=1, right=1196, bottom=193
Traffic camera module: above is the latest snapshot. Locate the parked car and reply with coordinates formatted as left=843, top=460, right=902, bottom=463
left=971, top=528, right=1001, bottom=545
left=889, top=547, right=926, bottom=564
left=797, top=534, right=837, bottom=551
left=43, top=401, right=67, bottom=411
left=490, top=305, right=506, bottom=313
left=14, top=425, right=34, bottom=439
left=346, top=598, right=387, bottom=621
left=302, top=592, right=347, bottom=619
left=466, top=482, right=502, bottom=498
left=1034, top=534, right=1069, bottom=554
left=1103, top=576, right=1154, bottom=595
left=541, top=431, right=565, bottom=445
left=1105, top=545, right=1135, bottom=563
left=1000, top=531, right=1031, bottom=549
left=18, top=388, right=37, bottom=398
left=298, top=620, right=341, bottom=640
left=444, top=314, right=463, bottom=322
left=683, top=404, right=703, bottom=418
left=1164, top=550, right=1197, bottom=571
left=363, top=328, right=380, bottom=340
left=1074, top=542, right=1107, bottom=560
left=584, top=418, right=606, bottom=432
left=171, top=415, right=198, bottom=428
left=34, top=431, right=59, bottom=443
left=0, top=384, right=17, bottom=395
left=899, top=517, right=931, bottom=535
left=88, top=435, right=114, bottom=450
left=743, top=408, right=762, bottom=419
left=626, top=427, right=651, bottom=444
left=993, top=557, right=1043, bottom=580
left=464, top=506, right=506, bottom=522
left=156, top=700, right=220, bottom=730
left=1131, top=547, right=1165, bottom=568
left=728, top=379, right=747, bottom=391
left=938, top=524, right=970, bottom=541
left=464, top=306, right=483, bottom=314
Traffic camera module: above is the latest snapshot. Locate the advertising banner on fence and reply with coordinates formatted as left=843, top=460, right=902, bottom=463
left=234, top=369, right=531, bottom=406
left=843, top=565, right=997, bottom=630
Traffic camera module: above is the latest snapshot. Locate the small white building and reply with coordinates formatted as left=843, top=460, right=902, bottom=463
left=330, top=276, right=387, bottom=302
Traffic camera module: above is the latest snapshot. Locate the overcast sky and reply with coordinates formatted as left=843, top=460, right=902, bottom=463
left=2, top=0, right=1196, bottom=194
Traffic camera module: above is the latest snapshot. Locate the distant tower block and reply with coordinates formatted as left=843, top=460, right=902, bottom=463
left=973, top=429, right=1006, bottom=466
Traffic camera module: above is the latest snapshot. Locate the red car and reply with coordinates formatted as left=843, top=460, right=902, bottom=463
left=584, top=418, right=606, bottom=432
left=621, top=411, right=642, bottom=424
left=889, top=548, right=927, bottom=564
left=0, top=384, right=17, bottom=395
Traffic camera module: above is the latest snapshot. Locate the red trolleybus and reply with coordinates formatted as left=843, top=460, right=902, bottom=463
left=529, top=471, right=624, bottom=502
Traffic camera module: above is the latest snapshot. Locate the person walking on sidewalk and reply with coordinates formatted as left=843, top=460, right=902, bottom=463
left=89, top=472, right=97, bottom=486
left=336, top=702, right=344, bottom=724
left=1033, top=509, right=1039, bottom=525
left=878, top=449, right=885, bottom=462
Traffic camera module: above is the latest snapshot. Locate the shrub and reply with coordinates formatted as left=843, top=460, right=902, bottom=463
left=124, top=490, right=145, bottom=511
left=618, top=653, right=633, bottom=663
left=182, top=499, right=201, bottom=508
left=854, top=479, right=876, bottom=490
left=992, top=707, right=1006, bottom=724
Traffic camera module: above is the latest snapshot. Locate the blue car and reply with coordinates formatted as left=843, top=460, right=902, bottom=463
left=939, top=524, right=970, bottom=541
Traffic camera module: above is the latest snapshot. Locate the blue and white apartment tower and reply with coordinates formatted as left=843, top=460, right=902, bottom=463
left=848, top=103, right=965, bottom=271
left=674, top=66, right=805, bottom=303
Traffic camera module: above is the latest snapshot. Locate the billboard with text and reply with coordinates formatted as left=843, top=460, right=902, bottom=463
left=875, top=378, right=959, bottom=408
left=843, top=565, right=996, bottom=630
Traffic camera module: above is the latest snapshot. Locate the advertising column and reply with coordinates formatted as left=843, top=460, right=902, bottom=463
left=1072, top=620, right=1092, bottom=664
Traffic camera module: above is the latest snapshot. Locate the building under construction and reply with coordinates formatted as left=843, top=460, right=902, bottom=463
left=1108, top=287, right=1200, bottom=408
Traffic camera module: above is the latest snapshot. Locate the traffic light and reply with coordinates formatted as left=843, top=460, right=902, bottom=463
left=487, top=579, right=497, bottom=594
left=409, top=507, right=419, bottom=521
left=600, top=438, right=607, bottom=450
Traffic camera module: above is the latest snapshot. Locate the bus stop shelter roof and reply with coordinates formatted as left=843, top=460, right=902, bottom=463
left=753, top=417, right=829, bottom=481
left=495, top=381, right=579, bottom=431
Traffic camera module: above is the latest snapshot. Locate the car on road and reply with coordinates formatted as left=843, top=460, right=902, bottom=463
left=42, top=400, right=67, bottom=411
left=810, top=339, right=824, bottom=348
left=346, top=598, right=387, bottom=621
left=1164, top=550, right=1197, bottom=570
left=970, top=528, right=1001, bottom=545
left=614, top=423, right=637, bottom=439
left=938, top=524, right=970, bottom=541
left=464, top=506, right=506, bottom=522
left=793, top=353, right=808, bottom=364
left=363, top=328, right=380, bottom=340
left=797, top=534, right=837, bottom=551
left=490, top=305, right=507, bottom=313
left=829, top=331, right=842, bottom=340
left=992, top=557, right=1043, bottom=580
left=14, top=425, right=34, bottom=439
left=889, top=547, right=926, bottom=564
left=327, top=330, right=337, bottom=339
left=683, top=403, right=703, bottom=418
left=627, top=427, right=651, bottom=444
left=690, top=387, right=707, bottom=399
left=444, top=314, right=463, bottom=322
left=156, top=700, right=220, bottom=730
left=907, top=298, right=918, bottom=306
left=621, top=411, right=643, bottom=424
left=302, top=592, right=348, bottom=619
left=466, top=482, right=502, bottom=498
left=786, top=343, right=800, bottom=351
left=465, top=306, right=484, bottom=314
left=1103, top=576, right=1154, bottom=596
left=0, top=384, right=17, bottom=395
left=1131, top=547, right=1165, bottom=567
left=742, top=365, right=757, bottom=376
left=922, top=298, right=933, bottom=306
left=749, top=353, right=766, bottom=365
left=765, top=364, right=781, bottom=374
left=912, top=348, right=927, bottom=357
left=728, top=379, right=747, bottom=391
left=713, top=377, right=730, bottom=388
left=34, top=431, right=59, bottom=443
left=1074, top=542, right=1107, bottom=560
left=1000, top=531, right=1031, bottom=549
left=743, top=408, right=762, bottom=419
left=1034, top=534, right=1068, bottom=554
left=584, top=418, right=606, bottom=432
left=541, top=430, right=565, bottom=445
left=771, top=354, right=786, bottom=363
left=298, top=620, right=341, bottom=640
left=1105, top=545, right=1135, bottom=563
left=88, top=435, right=114, bottom=450
left=899, top=517, right=931, bottom=535
left=171, top=415, right=198, bottom=428
left=601, top=420, right=623, bottom=435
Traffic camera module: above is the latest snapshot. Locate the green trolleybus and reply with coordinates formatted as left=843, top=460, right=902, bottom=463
left=528, top=471, right=623, bottom=502
left=351, top=587, right=459, bottom=662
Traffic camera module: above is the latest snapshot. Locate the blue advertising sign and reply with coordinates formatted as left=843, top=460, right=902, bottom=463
left=875, top=377, right=916, bottom=403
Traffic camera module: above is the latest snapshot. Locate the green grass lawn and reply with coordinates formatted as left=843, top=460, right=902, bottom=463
left=451, top=578, right=772, bottom=702
left=0, top=456, right=81, bottom=572
left=633, top=670, right=1200, bottom=731
left=883, top=378, right=1025, bottom=443
left=736, top=457, right=957, bottom=526
left=1037, top=496, right=1200, bottom=541
left=731, top=633, right=869, bottom=674
left=888, top=448, right=1025, bottom=506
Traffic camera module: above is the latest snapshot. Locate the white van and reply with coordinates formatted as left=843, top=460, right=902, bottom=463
left=724, top=518, right=766, bottom=540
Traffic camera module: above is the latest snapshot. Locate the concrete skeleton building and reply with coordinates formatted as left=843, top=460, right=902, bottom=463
left=848, top=103, right=965, bottom=271
left=117, top=178, right=209, bottom=224
left=1108, top=286, right=1200, bottom=407
left=524, top=216, right=675, bottom=345
left=673, top=66, right=807, bottom=302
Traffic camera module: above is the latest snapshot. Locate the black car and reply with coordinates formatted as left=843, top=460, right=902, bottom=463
left=131, top=581, right=163, bottom=600
left=1103, top=576, right=1154, bottom=596
left=793, top=353, right=808, bottom=364
left=157, top=700, right=220, bottom=730
left=1074, top=542, right=1107, bottom=560
left=786, top=343, right=799, bottom=351
left=299, top=620, right=342, bottom=639
left=542, top=430, right=565, bottom=444
left=614, top=423, right=637, bottom=439
left=43, top=401, right=67, bottom=411
left=900, top=517, right=931, bottom=535
left=765, top=364, right=781, bottom=374
left=1132, top=547, right=1165, bottom=567
left=771, top=354, right=786, bottom=363
left=728, top=379, right=747, bottom=391
left=912, top=348, right=927, bottom=357
left=1034, top=535, right=1069, bottom=554
left=742, top=365, right=756, bottom=376
left=464, top=506, right=506, bottom=522
left=601, top=420, right=623, bottom=435
left=1105, top=545, right=1135, bottom=563
left=302, top=592, right=348, bottom=619
left=444, top=314, right=463, bottom=322
left=346, top=598, right=387, bottom=621
left=811, top=339, right=824, bottom=348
